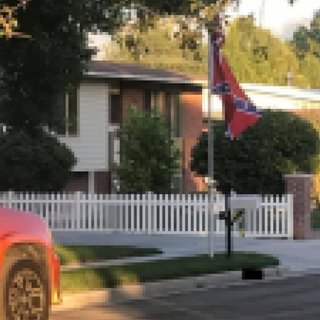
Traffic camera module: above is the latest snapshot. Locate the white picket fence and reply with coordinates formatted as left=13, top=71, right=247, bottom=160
left=0, top=191, right=294, bottom=238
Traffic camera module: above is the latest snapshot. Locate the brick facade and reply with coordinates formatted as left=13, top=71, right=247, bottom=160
left=284, top=174, right=312, bottom=239
left=181, top=92, right=206, bottom=193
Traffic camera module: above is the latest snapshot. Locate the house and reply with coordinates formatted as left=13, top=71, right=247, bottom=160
left=59, top=60, right=206, bottom=194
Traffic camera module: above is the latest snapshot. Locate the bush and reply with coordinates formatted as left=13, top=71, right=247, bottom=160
left=294, top=109, right=320, bottom=206
left=191, top=110, right=320, bottom=194
left=116, top=107, right=180, bottom=194
left=0, top=129, right=76, bottom=191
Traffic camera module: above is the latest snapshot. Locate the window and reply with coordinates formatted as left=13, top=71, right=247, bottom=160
left=110, top=86, right=121, bottom=125
left=145, top=90, right=182, bottom=138
left=151, top=91, right=165, bottom=114
left=170, top=93, right=182, bottom=138
left=51, top=86, right=79, bottom=136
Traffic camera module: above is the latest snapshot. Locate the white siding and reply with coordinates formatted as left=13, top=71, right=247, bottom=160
left=59, top=82, right=109, bottom=172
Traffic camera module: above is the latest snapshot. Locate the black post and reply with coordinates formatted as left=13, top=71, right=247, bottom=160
left=225, top=189, right=232, bottom=258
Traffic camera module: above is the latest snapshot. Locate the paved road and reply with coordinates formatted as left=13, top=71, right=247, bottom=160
left=51, top=274, right=320, bottom=320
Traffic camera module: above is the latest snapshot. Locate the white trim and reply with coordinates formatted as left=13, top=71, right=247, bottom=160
left=284, top=174, right=313, bottom=179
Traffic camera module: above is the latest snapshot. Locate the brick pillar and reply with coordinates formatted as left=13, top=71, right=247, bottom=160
left=284, top=174, right=312, bottom=239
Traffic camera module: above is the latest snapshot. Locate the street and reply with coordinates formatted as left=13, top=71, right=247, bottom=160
left=51, top=274, right=320, bottom=320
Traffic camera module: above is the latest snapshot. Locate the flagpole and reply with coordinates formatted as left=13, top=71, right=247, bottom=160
left=207, top=27, right=214, bottom=258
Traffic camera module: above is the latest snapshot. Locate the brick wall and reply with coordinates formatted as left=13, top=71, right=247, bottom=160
left=181, top=91, right=206, bottom=193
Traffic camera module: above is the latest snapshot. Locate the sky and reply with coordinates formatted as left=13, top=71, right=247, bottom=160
left=235, top=0, right=319, bottom=39
left=89, top=0, right=320, bottom=59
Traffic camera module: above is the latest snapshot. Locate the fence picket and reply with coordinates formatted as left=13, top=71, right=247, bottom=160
left=140, top=194, right=145, bottom=232
left=181, top=194, right=185, bottom=233
left=287, top=194, right=294, bottom=239
left=275, top=195, right=280, bottom=236
left=164, top=194, right=169, bottom=233
left=153, top=194, right=157, bottom=233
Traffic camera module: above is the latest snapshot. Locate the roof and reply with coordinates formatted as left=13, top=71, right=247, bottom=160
left=86, top=60, right=205, bottom=86
left=86, top=62, right=320, bottom=102
left=198, top=76, right=320, bottom=102
left=241, top=83, right=320, bottom=102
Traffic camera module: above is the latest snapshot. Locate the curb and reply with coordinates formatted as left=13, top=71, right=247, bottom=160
left=52, top=266, right=289, bottom=312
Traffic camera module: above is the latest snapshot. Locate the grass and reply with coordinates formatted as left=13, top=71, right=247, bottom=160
left=61, top=252, right=279, bottom=293
left=54, top=245, right=162, bottom=266
left=311, top=209, right=320, bottom=229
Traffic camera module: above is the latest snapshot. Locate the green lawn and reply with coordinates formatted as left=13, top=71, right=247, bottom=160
left=311, top=209, right=320, bottom=229
left=61, top=252, right=279, bottom=293
left=54, top=245, right=162, bottom=266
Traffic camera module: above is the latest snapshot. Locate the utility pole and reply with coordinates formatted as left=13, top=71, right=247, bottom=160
left=207, top=26, right=215, bottom=259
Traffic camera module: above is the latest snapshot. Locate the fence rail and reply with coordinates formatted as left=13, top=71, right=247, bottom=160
left=0, top=192, right=294, bottom=238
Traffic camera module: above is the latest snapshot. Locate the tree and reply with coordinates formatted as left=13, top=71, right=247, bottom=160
left=223, top=16, right=310, bottom=87
left=292, top=9, right=320, bottom=88
left=0, top=0, right=236, bottom=133
left=105, top=13, right=314, bottom=87
left=105, top=15, right=207, bottom=75
left=116, top=107, right=180, bottom=194
left=191, top=110, right=320, bottom=194
left=0, top=0, right=126, bottom=132
left=0, top=129, right=76, bottom=191
left=0, top=0, right=32, bottom=39
left=292, top=109, right=320, bottom=206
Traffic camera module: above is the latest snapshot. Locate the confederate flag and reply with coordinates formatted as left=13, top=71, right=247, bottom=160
left=210, top=28, right=262, bottom=139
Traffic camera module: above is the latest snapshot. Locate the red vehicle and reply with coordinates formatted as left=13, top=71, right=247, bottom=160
left=0, top=207, right=60, bottom=320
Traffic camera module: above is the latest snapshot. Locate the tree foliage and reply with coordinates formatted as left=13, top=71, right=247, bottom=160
left=0, top=129, right=76, bottom=191
left=116, top=107, right=180, bottom=194
left=0, top=0, right=31, bottom=39
left=223, top=16, right=312, bottom=87
left=293, top=109, right=320, bottom=206
left=105, top=13, right=318, bottom=88
left=105, top=15, right=208, bottom=74
left=191, top=110, right=320, bottom=194
left=292, top=9, right=320, bottom=88
left=0, top=0, right=128, bottom=131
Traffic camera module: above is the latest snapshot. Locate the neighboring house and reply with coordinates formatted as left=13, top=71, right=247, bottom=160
left=201, top=82, right=320, bottom=120
left=57, top=60, right=205, bottom=194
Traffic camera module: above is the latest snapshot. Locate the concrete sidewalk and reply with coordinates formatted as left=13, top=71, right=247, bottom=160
left=53, top=231, right=320, bottom=272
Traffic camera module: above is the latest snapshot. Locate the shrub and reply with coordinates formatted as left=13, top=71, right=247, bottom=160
left=116, top=107, right=180, bottom=194
left=0, top=129, right=76, bottom=191
left=191, top=110, right=320, bottom=194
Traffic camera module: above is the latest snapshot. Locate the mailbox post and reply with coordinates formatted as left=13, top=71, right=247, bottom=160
left=219, top=193, right=262, bottom=258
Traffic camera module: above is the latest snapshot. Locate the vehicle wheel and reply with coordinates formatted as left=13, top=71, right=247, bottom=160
left=0, top=259, right=49, bottom=320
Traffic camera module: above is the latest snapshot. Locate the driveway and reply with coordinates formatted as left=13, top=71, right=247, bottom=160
left=53, top=231, right=320, bottom=272
left=51, top=274, right=320, bottom=320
